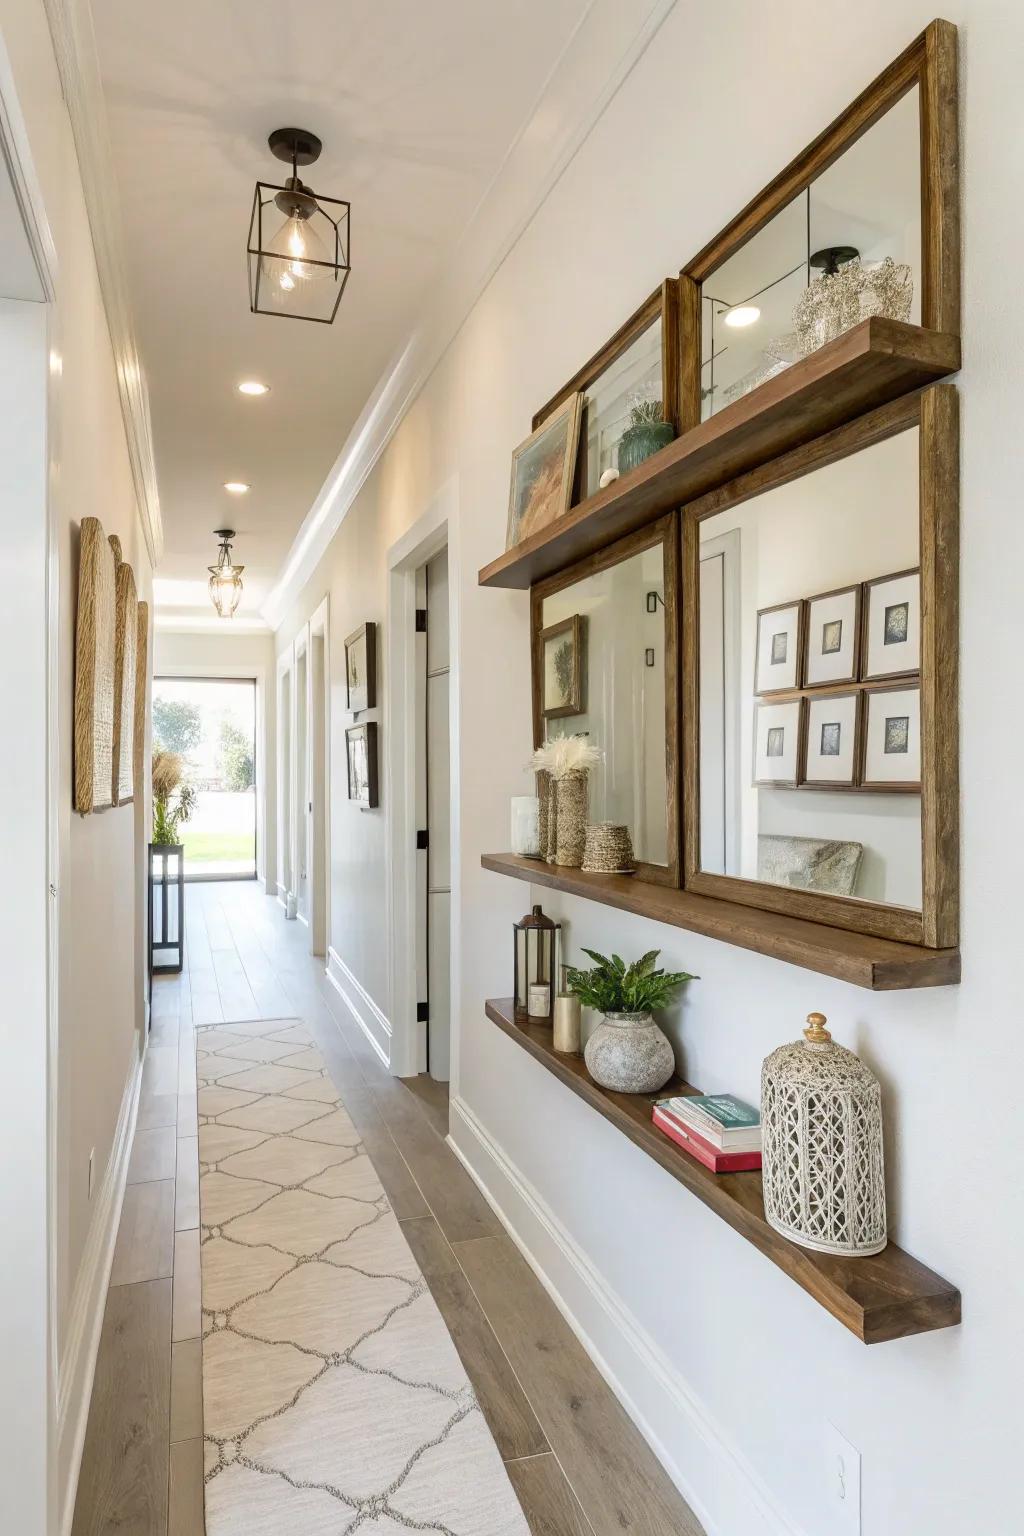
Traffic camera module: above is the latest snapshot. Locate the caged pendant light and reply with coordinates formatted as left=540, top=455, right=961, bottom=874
left=208, top=529, right=245, bottom=619
left=247, top=127, right=351, bottom=324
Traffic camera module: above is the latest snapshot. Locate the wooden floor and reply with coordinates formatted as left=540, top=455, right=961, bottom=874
left=71, top=879, right=703, bottom=1536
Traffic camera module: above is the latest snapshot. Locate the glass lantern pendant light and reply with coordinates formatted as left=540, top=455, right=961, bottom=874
left=208, top=529, right=245, bottom=619
left=247, top=127, right=351, bottom=324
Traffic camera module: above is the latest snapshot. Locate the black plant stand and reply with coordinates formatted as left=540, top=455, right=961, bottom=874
left=149, top=842, right=185, bottom=977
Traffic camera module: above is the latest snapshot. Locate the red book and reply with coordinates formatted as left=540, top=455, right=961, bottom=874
left=653, top=1106, right=762, bottom=1173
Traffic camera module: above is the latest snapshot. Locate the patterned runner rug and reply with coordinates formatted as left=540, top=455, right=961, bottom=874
left=196, top=1018, right=530, bottom=1536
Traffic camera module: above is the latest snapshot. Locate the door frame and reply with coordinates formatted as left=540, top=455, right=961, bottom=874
left=307, top=598, right=330, bottom=955
left=0, top=33, right=61, bottom=1536
left=291, top=624, right=310, bottom=926
left=152, top=665, right=266, bottom=885
left=385, top=477, right=460, bottom=1082
left=276, top=651, right=293, bottom=907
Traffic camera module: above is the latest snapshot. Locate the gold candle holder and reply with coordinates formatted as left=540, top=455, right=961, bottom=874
left=553, top=992, right=581, bottom=1054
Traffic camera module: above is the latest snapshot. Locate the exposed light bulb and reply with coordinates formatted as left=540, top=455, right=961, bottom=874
left=238, top=380, right=269, bottom=396
left=723, top=304, right=761, bottom=329
left=264, top=210, right=330, bottom=286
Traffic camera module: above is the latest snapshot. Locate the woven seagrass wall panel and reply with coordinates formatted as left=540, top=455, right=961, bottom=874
left=111, top=550, right=138, bottom=806
left=73, top=517, right=117, bottom=813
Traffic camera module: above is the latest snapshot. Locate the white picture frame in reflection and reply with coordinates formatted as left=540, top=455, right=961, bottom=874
left=753, top=699, right=802, bottom=787
left=755, top=601, right=803, bottom=694
left=862, top=567, right=920, bottom=680
left=862, top=685, right=920, bottom=790
left=804, top=584, right=861, bottom=687
left=802, top=692, right=861, bottom=788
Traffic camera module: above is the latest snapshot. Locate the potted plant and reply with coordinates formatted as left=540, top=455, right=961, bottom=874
left=617, top=396, right=675, bottom=474
left=152, top=749, right=197, bottom=848
left=565, top=947, right=697, bottom=1093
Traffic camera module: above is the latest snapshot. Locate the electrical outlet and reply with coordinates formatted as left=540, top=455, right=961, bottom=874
left=88, top=1148, right=95, bottom=1200
left=824, top=1422, right=861, bottom=1533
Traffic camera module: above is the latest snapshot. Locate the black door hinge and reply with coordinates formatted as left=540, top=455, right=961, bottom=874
left=416, top=829, right=429, bottom=850
left=415, top=608, right=427, bottom=632
left=416, top=1001, right=429, bottom=1023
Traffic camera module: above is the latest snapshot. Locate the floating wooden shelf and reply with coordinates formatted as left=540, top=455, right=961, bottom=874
left=479, top=318, right=960, bottom=590
left=482, top=854, right=960, bottom=990
left=485, top=998, right=960, bottom=1344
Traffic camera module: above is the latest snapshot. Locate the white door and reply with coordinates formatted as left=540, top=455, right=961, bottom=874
left=423, top=549, right=451, bottom=1080
left=308, top=620, right=328, bottom=955
left=294, top=646, right=309, bottom=920
left=699, top=529, right=741, bottom=876
left=279, top=667, right=292, bottom=901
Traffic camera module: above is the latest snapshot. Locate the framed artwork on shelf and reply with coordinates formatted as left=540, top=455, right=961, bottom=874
left=861, top=568, right=920, bottom=680
left=346, top=722, right=379, bottom=807
left=344, top=621, right=377, bottom=713
left=861, top=684, right=921, bottom=790
left=801, top=692, right=862, bottom=788
left=804, top=584, right=861, bottom=687
left=111, top=554, right=138, bottom=806
left=505, top=394, right=583, bottom=551
left=755, top=601, right=804, bottom=694
left=753, top=699, right=803, bottom=787
left=73, top=516, right=117, bottom=814
left=540, top=614, right=586, bottom=718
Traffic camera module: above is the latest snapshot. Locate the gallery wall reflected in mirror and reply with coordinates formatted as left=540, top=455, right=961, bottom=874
left=683, top=385, right=959, bottom=948
left=532, top=516, right=679, bottom=883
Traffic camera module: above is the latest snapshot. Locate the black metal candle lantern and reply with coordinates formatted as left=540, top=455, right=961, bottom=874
left=149, top=843, right=185, bottom=977
left=513, top=905, right=561, bottom=1027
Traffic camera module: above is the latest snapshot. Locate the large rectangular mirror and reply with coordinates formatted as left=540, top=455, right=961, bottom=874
left=685, top=21, right=957, bottom=424
left=532, top=515, right=679, bottom=884
left=683, top=386, right=958, bottom=947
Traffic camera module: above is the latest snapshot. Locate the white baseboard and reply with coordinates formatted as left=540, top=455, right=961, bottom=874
left=448, top=1095, right=803, bottom=1536
left=57, top=1045, right=144, bottom=1536
left=325, top=947, right=391, bottom=1068
left=296, top=910, right=309, bottom=929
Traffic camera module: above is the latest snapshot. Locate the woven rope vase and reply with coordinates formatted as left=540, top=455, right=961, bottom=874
left=761, top=1013, right=887, bottom=1257
left=553, top=769, right=588, bottom=867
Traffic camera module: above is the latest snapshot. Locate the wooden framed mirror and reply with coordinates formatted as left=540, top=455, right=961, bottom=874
left=681, top=382, right=958, bottom=948
left=532, top=514, right=681, bottom=886
left=682, top=20, right=958, bottom=427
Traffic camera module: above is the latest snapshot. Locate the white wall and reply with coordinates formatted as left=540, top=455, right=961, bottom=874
left=154, top=627, right=277, bottom=888
left=275, top=4, right=1024, bottom=1533
left=0, top=2, right=155, bottom=1529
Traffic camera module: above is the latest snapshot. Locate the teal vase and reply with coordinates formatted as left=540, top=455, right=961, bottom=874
left=617, top=420, right=675, bottom=474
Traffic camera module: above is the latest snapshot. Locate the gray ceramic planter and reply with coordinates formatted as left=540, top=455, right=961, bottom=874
left=584, top=1011, right=675, bottom=1094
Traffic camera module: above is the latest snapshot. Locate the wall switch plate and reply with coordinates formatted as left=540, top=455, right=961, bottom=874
left=824, top=1422, right=861, bottom=1533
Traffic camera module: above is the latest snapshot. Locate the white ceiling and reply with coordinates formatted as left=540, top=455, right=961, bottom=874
left=91, top=0, right=590, bottom=622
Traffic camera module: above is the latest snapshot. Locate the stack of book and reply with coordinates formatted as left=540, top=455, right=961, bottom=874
left=652, top=1093, right=762, bottom=1173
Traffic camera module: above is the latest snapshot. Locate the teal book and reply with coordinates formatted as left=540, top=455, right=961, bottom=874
left=663, top=1094, right=760, bottom=1132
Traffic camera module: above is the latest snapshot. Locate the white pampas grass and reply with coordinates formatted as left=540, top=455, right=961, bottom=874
left=529, top=735, right=602, bottom=780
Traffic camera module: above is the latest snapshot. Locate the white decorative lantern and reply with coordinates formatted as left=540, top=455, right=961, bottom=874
left=761, top=1013, right=886, bottom=1256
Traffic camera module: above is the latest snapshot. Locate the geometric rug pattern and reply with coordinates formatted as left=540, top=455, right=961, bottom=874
left=196, top=1019, right=530, bottom=1536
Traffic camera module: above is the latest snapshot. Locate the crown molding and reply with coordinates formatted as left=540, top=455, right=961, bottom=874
left=43, top=0, right=163, bottom=567
left=261, top=0, right=676, bottom=631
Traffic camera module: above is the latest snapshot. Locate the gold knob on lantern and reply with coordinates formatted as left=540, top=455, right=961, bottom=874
left=804, top=1012, right=832, bottom=1046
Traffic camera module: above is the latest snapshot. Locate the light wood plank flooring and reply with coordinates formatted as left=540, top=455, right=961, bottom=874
left=72, top=879, right=703, bottom=1536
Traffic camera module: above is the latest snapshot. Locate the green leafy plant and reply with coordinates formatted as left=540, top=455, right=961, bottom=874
left=152, top=749, right=198, bottom=847
left=565, top=948, right=696, bottom=1015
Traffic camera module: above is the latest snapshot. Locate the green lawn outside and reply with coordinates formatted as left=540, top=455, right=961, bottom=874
left=181, top=830, right=254, bottom=865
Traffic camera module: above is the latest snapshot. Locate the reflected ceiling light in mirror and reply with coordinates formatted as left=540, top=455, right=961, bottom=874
left=247, top=127, right=351, bottom=324
left=723, top=304, right=761, bottom=328
left=223, top=481, right=250, bottom=494
left=208, top=529, right=245, bottom=619
left=238, top=380, right=269, bottom=396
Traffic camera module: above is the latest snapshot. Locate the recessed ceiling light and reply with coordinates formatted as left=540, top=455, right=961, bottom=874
left=723, top=304, right=761, bottom=329
left=238, top=380, right=269, bottom=396
left=223, top=481, right=250, bottom=494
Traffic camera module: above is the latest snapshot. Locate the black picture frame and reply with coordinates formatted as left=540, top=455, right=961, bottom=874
left=346, top=722, right=379, bottom=807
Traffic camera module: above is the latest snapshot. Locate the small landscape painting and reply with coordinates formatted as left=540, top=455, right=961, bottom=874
left=344, top=622, right=376, bottom=714
left=346, top=722, right=379, bottom=808
left=541, top=614, right=585, bottom=718
left=506, top=395, right=582, bottom=550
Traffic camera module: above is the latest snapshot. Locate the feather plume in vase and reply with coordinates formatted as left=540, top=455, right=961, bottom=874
left=529, top=735, right=602, bottom=781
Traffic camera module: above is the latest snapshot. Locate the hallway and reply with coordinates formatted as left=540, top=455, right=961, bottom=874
left=70, top=881, right=701, bottom=1536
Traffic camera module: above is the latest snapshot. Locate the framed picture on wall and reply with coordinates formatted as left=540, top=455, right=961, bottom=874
left=346, top=721, right=379, bottom=807
left=803, top=584, right=861, bottom=687
left=801, top=692, right=862, bottom=788
left=540, top=614, right=586, bottom=718
left=505, top=394, right=583, bottom=550
left=73, top=516, right=117, bottom=814
left=344, top=622, right=376, bottom=713
left=753, top=698, right=803, bottom=787
left=861, top=685, right=921, bottom=790
left=754, top=601, right=804, bottom=694
left=861, top=568, right=920, bottom=680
